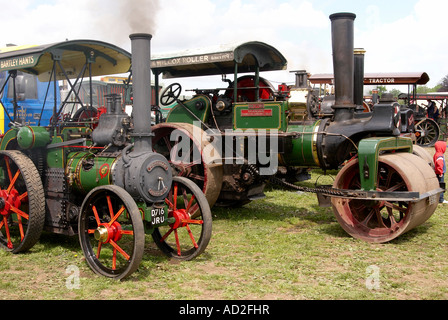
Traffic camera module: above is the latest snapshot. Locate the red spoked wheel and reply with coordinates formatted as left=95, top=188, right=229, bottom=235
left=78, top=185, right=144, bottom=280
left=152, top=176, right=212, bottom=260
left=0, top=150, right=45, bottom=253
left=331, top=153, right=439, bottom=243
left=72, top=106, right=99, bottom=122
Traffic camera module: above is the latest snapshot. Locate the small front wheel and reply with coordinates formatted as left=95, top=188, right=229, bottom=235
left=152, top=176, right=212, bottom=260
left=78, top=185, right=145, bottom=280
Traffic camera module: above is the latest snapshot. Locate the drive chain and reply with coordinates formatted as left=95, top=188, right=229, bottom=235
left=268, top=175, right=347, bottom=197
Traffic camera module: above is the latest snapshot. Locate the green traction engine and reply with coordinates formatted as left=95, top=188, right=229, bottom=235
left=0, top=34, right=212, bottom=279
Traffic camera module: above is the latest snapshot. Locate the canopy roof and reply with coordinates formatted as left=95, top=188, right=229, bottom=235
left=151, top=41, right=287, bottom=79
left=0, top=40, right=131, bottom=82
left=309, top=72, right=430, bottom=85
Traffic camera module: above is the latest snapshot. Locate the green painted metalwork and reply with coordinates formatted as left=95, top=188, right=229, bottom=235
left=0, top=129, right=19, bottom=150
left=16, top=126, right=51, bottom=149
left=357, top=136, right=413, bottom=191
left=281, top=120, right=321, bottom=167
left=165, top=95, right=211, bottom=125
left=46, top=135, right=64, bottom=168
left=233, top=101, right=287, bottom=131
left=137, top=201, right=170, bottom=226
left=59, top=126, right=93, bottom=142
left=66, top=151, right=117, bottom=194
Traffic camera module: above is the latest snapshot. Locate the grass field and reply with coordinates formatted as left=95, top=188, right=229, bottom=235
left=1, top=171, right=448, bottom=301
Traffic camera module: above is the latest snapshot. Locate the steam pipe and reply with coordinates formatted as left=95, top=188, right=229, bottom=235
left=129, top=33, right=153, bottom=152
left=329, top=12, right=356, bottom=121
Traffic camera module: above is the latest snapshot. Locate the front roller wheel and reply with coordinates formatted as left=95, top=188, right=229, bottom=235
left=331, top=153, right=439, bottom=243
left=78, top=185, right=145, bottom=280
left=152, top=176, right=212, bottom=260
left=412, top=144, right=434, bottom=168
left=152, top=122, right=223, bottom=208
left=0, top=150, right=45, bottom=253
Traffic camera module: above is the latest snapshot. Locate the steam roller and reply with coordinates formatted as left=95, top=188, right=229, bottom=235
left=332, top=153, right=439, bottom=243
left=149, top=12, right=442, bottom=243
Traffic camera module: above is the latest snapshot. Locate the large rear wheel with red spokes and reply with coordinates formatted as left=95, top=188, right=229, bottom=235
left=0, top=150, right=45, bottom=253
left=78, top=185, right=145, bottom=280
left=152, top=176, right=212, bottom=260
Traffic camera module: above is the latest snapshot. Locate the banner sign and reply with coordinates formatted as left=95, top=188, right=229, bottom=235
left=0, top=54, right=38, bottom=72
left=152, top=52, right=234, bottom=68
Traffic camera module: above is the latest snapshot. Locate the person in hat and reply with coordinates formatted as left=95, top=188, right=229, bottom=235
left=427, top=100, right=440, bottom=121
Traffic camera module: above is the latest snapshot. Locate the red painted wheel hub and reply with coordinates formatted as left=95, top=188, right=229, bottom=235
left=94, top=221, right=123, bottom=244
left=169, top=209, right=190, bottom=229
left=0, top=189, right=21, bottom=217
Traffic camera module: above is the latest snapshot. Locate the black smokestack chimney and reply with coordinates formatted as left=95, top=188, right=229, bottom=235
left=329, top=12, right=356, bottom=121
left=129, top=33, right=153, bottom=152
left=293, top=70, right=309, bottom=89
left=354, top=48, right=366, bottom=107
left=112, top=33, right=172, bottom=204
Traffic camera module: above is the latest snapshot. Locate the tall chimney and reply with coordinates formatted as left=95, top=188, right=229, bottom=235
left=354, top=48, right=366, bottom=107
left=329, top=12, right=356, bottom=121
left=293, top=70, right=309, bottom=89
left=129, top=33, right=153, bottom=152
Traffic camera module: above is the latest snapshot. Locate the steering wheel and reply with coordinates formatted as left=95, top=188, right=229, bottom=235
left=160, top=83, right=182, bottom=106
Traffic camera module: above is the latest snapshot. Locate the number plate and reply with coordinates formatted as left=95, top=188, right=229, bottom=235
left=428, top=194, right=437, bottom=206
left=151, top=207, right=166, bottom=226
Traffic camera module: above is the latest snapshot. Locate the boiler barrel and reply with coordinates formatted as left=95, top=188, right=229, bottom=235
left=66, top=151, right=117, bottom=194
left=280, top=121, right=322, bottom=168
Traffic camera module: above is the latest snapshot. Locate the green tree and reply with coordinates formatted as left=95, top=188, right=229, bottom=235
left=389, top=88, right=401, bottom=98
left=438, top=75, right=448, bottom=92
left=369, top=87, right=401, bottom=99
left=369, top=85, right=388, bottom=96
left=417, top=85, right=441, bottom=94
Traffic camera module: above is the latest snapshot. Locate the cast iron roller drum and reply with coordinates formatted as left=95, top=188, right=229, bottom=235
left=152, top=122, right=223, bottom=208
left=331, top=153, right=439, bottom=243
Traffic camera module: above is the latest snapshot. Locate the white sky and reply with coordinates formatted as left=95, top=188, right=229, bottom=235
left=0, top=0, right=446, bottom=91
